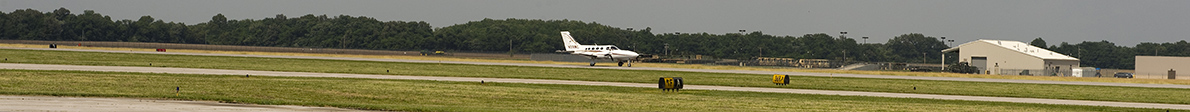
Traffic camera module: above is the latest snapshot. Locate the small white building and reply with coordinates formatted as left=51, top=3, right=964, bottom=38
left=941, top=40, right=1080, bottom=76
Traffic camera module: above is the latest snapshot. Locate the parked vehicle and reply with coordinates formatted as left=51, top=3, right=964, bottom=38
left=1113, top=73, right=1134, bottom=78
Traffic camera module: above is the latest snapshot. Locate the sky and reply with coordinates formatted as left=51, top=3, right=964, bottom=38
left=3, top=0, right=1188, bottom=46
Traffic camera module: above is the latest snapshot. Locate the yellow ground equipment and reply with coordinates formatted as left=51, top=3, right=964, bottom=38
left=773, top=74, right=789, bottom=85
left=658, top=77, right=684, bottom=91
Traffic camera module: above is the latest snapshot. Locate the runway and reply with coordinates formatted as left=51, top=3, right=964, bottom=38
left=3, top=63, right=1190, bottom=110
left=0, top=95, right=363, bottom=112
left=6, top=47, right=1190, bottom=89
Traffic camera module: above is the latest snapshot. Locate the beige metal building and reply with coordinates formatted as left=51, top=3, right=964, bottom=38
left=1135, top=56, right=1188, bottom=79
left=941, top=40, right=1080, bottom=76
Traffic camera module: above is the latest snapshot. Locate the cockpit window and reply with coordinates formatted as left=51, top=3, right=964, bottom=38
left=610, top=47, right=619, bottom=50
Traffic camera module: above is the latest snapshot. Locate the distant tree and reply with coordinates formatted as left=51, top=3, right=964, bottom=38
left=885, top=33, right=948, bottom=63
left=209, top=14, right=227, bottom=27
left=1049, top=40, right=1133, bottom=69
left=1030, top=37, right=1047, bottom=48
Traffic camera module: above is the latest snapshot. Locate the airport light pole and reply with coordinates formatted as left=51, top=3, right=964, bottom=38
left=948, top=40, right=955, bottom=47
left=942, top=38, right=954, bottom=71
left=664, top=43, right=669, bottom=56
left=625, top=27, right=633, bottom=49
left=840, top=32, right=848, bottom=62
left=940, top=36, right=947, bottom=46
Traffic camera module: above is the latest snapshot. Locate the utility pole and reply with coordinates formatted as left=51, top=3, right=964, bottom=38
left=759, top=47, right=763, bottom=57
left=1156, top=47, right=1160, bottom=56
left=340, top=32, right=348, bottom=48
left=509, top=39, right=513, bottom=55
left=922, top=53, right=927, bottom=63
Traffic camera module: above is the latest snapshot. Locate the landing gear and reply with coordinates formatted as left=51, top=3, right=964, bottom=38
left=626, top=60, right=633, bottom=67
left=589, top=60, right=596, bottom=66
left=616, top=60, right=634, bottom=67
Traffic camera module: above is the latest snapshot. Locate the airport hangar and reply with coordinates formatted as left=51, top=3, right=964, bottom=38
left=941, top=39, right=1081, bottom=76
left=1135, top=56, right=1188, bottom=79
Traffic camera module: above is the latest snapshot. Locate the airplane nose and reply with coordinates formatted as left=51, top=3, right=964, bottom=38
left=625, top=51, right=640, bottom=57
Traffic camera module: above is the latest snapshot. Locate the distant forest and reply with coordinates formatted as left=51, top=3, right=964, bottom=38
left=2, top=8, right=1188, bottom=69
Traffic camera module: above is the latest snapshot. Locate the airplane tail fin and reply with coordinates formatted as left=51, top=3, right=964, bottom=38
left=561, top=31, right=582, bottom=51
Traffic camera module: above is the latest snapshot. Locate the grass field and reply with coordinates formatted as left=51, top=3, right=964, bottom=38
left=3, top=48, right=1190, bottom=105
left=0, top=70, right=1172, bottom=111
left=4, top=43, right=1187, bottom=85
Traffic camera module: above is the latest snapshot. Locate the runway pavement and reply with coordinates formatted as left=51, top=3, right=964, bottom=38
left=3, top=63, right=1190, bottom=110
left=0, top=95, right=363, bottom=112
left=5, top=47, right=1190, bottom=89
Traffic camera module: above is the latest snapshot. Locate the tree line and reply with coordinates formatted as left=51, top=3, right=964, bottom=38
left=2, top=8, right=1187, bottom=69
left=1034, top=38, right=1190, bottom=69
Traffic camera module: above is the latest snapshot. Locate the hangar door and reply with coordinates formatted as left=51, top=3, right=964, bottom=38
left=971, top=57, right=988, bottom=74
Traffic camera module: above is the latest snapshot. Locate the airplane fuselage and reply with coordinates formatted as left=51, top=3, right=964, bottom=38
left=567, top=45, right=640, bottom=61
left=559, top=31, right=641, bottom=67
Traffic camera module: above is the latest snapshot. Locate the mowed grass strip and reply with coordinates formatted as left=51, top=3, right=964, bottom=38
left=0, top=70, right=1172, bottom=112
left=1, top=49, right=1187, bottom=105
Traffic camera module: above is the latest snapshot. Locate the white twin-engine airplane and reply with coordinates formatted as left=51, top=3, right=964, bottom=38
left=558, top=31, right=641, bottom=67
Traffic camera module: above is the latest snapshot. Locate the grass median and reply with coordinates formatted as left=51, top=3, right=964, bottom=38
left=0, top=70, right=1172, bottom=111
left=1, top=48, right=1189, bottom=105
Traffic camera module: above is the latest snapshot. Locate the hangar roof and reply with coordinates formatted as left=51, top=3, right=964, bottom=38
left=942, top=39, right=1079, bottom=60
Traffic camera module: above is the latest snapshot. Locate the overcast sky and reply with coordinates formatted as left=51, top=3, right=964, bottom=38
left=4, top=0, right=1188, bottom=46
